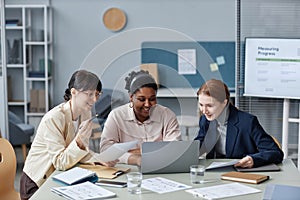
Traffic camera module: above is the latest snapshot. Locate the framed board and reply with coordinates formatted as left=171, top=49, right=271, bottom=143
left=244, top=38, right=300, bottom=99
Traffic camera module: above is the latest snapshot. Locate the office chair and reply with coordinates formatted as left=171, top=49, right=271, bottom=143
left=8, top=110, right=35, bottom=161
left=90, top=89, right=127, bottom=151
left=176, top=115, right=199, bottom=140
left=0, top=138, right=20, bottom=200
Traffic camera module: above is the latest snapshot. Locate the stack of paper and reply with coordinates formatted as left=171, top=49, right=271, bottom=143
left=51, top=181, right=116, bottom=200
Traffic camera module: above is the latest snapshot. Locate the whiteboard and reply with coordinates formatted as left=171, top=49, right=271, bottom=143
left=244, top=38, right=300, bottom=99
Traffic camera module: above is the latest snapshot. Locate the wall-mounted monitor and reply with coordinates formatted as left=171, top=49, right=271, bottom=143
left=244, top=38, right=300, bottom=99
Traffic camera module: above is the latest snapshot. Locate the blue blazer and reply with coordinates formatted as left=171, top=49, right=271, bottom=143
left=194, top=104, right=283, bottom=167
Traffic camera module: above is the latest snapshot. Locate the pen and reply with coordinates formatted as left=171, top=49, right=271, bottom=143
left=89, top=113, right=99, bottom=122
left=113, top=170, right=124, bottom=176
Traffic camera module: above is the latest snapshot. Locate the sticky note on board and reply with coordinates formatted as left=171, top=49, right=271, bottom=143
left=210, top=63, right=219, bottom=72
left=216, top=56, right=225, bottom=65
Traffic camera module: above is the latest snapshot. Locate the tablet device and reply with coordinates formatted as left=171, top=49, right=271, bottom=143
left=235, top=163, right=280, bottom=172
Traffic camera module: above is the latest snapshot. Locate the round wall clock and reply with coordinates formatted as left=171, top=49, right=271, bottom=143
left=103, top=7, right=127, bottom=32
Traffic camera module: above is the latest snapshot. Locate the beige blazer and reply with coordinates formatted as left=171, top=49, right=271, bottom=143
left=23, top=101, right=94, bottom=187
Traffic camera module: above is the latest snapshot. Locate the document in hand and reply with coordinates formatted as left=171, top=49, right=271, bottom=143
left=97, top=140, right=138, bottom=162
left=52, top=167, right=98, bottom=185
left=51, top=181, right=116, bottom=200
left=205, top=160, right=239, bottom=170
left=221, top=171, right=269, bottom=184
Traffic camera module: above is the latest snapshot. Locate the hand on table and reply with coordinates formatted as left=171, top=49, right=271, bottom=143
left=234, top=155, right=254, bottom=168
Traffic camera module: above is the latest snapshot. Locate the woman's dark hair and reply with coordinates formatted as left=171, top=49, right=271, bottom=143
left=197, top=79, right=230, bottom=103
left=124, top=70, right=157, bottom=94
left=64, top=69, right=102, bottom=101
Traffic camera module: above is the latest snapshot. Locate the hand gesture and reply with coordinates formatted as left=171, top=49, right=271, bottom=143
left=76, top=119, right=93, bottom=150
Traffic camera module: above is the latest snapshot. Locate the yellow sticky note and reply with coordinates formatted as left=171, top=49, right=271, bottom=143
left=210, top=63, right=219, bottom=72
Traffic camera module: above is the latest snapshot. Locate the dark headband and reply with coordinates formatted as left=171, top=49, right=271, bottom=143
left=129, top=73, right=157, bottom=94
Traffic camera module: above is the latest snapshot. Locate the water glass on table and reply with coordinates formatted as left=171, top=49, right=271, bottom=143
left=127, top=172, right=143, bottom=194
left=190, top=165, right=205, bottom=184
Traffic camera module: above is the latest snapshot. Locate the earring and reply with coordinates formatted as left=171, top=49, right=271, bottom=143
left=129, top=102, right=133, bottom=108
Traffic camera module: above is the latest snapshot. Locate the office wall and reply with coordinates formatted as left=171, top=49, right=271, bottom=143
left=48, top=0, right=235, bottom=105
left=7, top=0, right=235, bottom=108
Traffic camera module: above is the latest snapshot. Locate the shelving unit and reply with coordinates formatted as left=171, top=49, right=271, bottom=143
left=2, top=4, right=53, bottom=124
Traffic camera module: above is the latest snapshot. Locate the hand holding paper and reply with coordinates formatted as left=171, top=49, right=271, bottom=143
left=206, top=160, right=239, bottom=170
left=95, top=141, right=138, bottom=162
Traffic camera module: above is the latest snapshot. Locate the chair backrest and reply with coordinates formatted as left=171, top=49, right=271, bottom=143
left=271, top=135, right=282, bottom=149
left=0, top=138, right=20, bottom=199
left=8, top=111, right=23, bottom=124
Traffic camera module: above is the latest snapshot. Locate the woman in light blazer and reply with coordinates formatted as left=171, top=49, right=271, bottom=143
left=20, top=70, right=117, bottom=200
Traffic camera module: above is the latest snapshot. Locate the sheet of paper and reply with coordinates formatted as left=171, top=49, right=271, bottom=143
left=186, top=182, right=261, bottom=199
left=142, top=177, right=191, bottom=194
left=177, top=49, right=197, bottom=75
left=96, top=141, right=138, bottom=162
left=51, top=181, right=116, bottom=200
left=206, top=160, right=239, bottom=170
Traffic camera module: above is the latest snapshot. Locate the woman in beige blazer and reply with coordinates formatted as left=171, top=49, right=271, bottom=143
left=20, top=70, right=117, bottom=200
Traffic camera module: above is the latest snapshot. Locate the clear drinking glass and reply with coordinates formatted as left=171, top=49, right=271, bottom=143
left=127, top=172, right=143, bottom=194
left=190, top=165, right=205, bottom=184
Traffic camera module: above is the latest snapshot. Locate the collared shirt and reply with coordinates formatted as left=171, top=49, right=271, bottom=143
left=215, top=103, right=230, bottom=157
left=100, top=103, right=182, bottom=163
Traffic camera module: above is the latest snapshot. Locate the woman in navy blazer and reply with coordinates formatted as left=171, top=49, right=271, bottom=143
left=194, top=79, right=283, bottom=168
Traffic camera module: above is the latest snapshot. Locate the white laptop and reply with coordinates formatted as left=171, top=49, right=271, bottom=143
left=140, top=140, right=200, bottom=174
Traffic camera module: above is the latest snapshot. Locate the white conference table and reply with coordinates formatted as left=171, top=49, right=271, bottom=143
left=30, top=159, right=300, bottom=200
